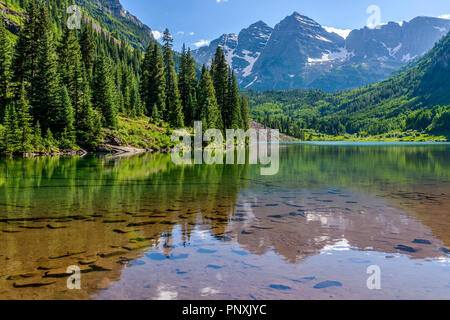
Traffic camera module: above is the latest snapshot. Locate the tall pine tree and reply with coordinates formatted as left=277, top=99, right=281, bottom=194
left=0, top=19, right=10, bottom=121
left=15, top=83, right=33, bottom=153
left=77, top=74, right=102, bottom=149
left=11, top=0, right=39, bottom=95
left=80, top=22, right=95, bottom=76
left=1, top=104, right=19, bottom=155
left=211, top=46, right=229, bottom=129
left=178, top=44, right=198, bottom=126
left=141, top=42, right=166, bottom=121
left=240, top=96, right=250, bottom=131
left=162, top=29, right=183, bottom=127
left=31, top=5, right=61, bottom=133
left=197, top=66, right=221, bottom=131
left=92, top=52, right=117, bottom=128
left=55, top=86, right=76, bottom=145
left=228, top=70, right=242, bottom=129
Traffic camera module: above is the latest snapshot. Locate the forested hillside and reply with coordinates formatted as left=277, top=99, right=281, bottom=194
left=248, top=31, right=450, bottom=141
left=0, top=0, right=249, bottom=156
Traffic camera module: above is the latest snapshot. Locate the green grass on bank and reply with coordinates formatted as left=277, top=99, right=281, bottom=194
left=297, top=129, right=448, bottom=142
left=108, top=116, right=174, bottom=150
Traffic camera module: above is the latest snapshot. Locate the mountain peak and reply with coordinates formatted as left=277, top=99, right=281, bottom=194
left=290, top=12, right=317, bottom=23
left=193, top=12, right=449, bottom=92
left=250, top=20, right=270, bottom=28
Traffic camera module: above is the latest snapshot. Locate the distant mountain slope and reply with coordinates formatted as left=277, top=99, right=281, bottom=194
left=0, top=0, right=154, bottom=50
left=75, top=0, right=154, bottom=49
left=247, top=31, right=450, bottom=139
left=193, top=20, right=273, bottom=80
left=193, top=12, right=450, bottom=92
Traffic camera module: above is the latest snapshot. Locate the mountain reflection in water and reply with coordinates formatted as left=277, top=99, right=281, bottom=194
left=0, top=143, right=449, bottom=299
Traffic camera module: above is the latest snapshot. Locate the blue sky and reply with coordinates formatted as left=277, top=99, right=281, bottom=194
left=121, top=0, right=450, bottom=50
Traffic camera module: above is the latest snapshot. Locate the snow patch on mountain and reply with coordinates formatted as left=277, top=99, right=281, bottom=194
left=241, top=50, right=261, bottom=77
left=192, top=12, right=450, bottom=91
left=244, top=76, right=258, bottom=89
left=307, top=48, right=353, bottom=65
left=434, top=26, right=447, bottom=32
left=381, top=42, right=403, bottom=57
left=315, top=35, right=332, bottom=43
left=323, top=26, right=352, bottom=39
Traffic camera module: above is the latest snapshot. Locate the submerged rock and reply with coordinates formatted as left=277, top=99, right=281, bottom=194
left=126, top=221, right=156, bottom=227
left=395, top=245, right=417, bottom=253
left=46, top=224, right=67, bottom=229
left=269, top=284, right=292, bottom=290
left=98, top=250, right=128, bottom=258
left=7, top=273, right=35, bottom=281
left=197, top=249, right=217, bottom=254
left=313, top=281, right=342, bottom=289
left=412, top=239, right=432, bottom=245
left=43, top=268, right=74, bottom=278
left=122, top=243, right=149, bottom=251
left=146, top=253, right=167, bottom=261
left=112, top=229, right=128, bottom=234
left=78, top=258, right=97, bottom=266
left=231, top=249, right=249, bottom=256
left=268, top=215, right=283, bottom=219
left=1, top=229, right=21, bottom=233
left=13, top=280, right=56, bottom=288
left=102, top=219, right=127, bottom=224
left=49, top=251, right=86, bottom=260
left=89, top=263, right=113, bottom=272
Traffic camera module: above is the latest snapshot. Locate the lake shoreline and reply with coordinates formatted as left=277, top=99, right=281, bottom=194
left=2, top=139, right=450, bottom=159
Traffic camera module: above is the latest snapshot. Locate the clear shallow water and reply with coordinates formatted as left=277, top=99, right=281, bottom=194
left=0, top=143, right=449, bottom=300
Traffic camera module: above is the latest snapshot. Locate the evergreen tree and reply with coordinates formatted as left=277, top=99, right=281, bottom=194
left=32, top=121, right=44, bottom=153
left=58, top=28, right=79, bottom=87
left=11, top=0, right=39, bottom=94
left=15, top=84, right=33, bottom=153
left=197, top=66, right=221, bottom=130
left=31, top=5, right=61, bottom=133
left=178, top=44, right=198, bottom=126
left=112, top=64, right=123, bottom=114
left=141, top=42, right=166, bottom=121
left=12, top=0, right=42, bottom=99
left=77, top=77, right=102, bottom=149
left=70, top=57, right=84, bottom=126
left=0, top=19, right=10, bottom=120
left=55, top=86, right=76, bottom=145
left=129, top=72, right=142, bottom=117
left=43, top=127, right=57, bottom=152
left=162, top=29, right=183, bottom=127
left=57, top=27, right=84, bottom=118
left=211, top=46, right=229, bottom=129
left=80, top=22, right=95, bottom=75
left=228, top=70, right=242, bottom=129
left=92, top=52, right=117, bottom=128
left=140, top=43, right=152, bottom=114
left=1, top=104, right=19, bottom=155
left=240, top=96, right=250, bottom=131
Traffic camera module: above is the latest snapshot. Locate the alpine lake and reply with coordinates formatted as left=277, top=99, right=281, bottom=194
left=0, top=142, right=449, bottom=300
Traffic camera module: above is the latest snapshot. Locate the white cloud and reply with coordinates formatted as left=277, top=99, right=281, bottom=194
left=177, top=31, right=185, bottom=35
left=194, top=40, right=210, bottom=48
left=189, top=32, right=195, bottom=36
left=323, top=26, right=352, bottom=39
left=438, top=14, right=450, bottom=19
left=216, top=0, right=229, bottom=2
left=152, top=30, right=162, bottom=40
